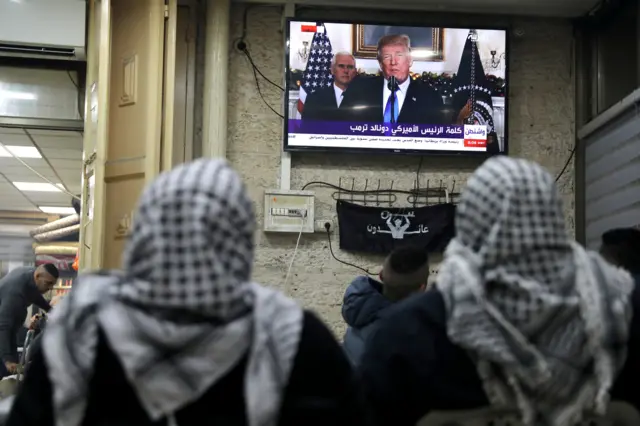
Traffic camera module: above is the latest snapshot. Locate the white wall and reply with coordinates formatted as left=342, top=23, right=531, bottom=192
left=289, top=22, right=507, bottom=78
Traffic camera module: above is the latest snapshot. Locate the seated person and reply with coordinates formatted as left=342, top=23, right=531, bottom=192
left=342, top=246, right=428, bottom=366
left=359, top=157, right=638, bottom=426
left=7, top=159, right=368, bottom=426
left=599, top=227, right=640, bottom=280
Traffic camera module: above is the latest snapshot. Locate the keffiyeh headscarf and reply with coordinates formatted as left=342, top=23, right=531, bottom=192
left=436, top=157, right=634, bottom=425
left=43, top=159, right=303, bottom=426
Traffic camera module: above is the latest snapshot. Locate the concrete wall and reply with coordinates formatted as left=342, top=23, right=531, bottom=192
left=219, top=5, right=575, bottom=334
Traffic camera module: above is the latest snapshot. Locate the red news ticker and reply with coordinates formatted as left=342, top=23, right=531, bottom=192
left=301, top=25, right=317, bottom=32
left=464, top=139, right=487, bottom=148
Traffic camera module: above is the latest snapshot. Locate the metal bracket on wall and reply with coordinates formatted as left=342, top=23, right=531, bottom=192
left=407, top=179, right=459, bottom=207
left=332, top=177, right=397, bottom=207
left=329, top=177, right=460, bottom=208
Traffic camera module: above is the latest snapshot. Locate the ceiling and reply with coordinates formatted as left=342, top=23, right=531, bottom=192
left=0, top=127, right=83, bottom=214
left=245, top=0, right=602, bottom=17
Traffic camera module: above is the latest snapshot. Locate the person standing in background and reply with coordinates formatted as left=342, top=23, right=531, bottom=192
left=342, top=246, right=429, bottom=366
left=302, top=51, right=358, bottom=121
left=0, top=264, right=58, bottom=376
left=359, top=157, right=637, bottom=426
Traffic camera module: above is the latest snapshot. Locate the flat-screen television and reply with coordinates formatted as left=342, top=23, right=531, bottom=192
left=284, top=20, right=508, bottom=155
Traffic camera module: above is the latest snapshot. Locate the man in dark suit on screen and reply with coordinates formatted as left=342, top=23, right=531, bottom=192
left=301, top=52, right=357, bottom=121
left=340, top=34, right=448, bottom=124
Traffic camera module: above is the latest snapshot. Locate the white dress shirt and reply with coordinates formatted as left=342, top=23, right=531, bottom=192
left=382, top=77, right=411, bottom=116
left=333, top=83, right=345, bottom=107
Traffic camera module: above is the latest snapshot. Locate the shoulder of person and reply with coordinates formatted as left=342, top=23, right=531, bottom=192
left=0, top=267, right=32, bottom=283
left=348, top=75, right=381, bottom=90
left=375, top=289, right=447, bottom=337
left=411, top=80, right=441, bottom=97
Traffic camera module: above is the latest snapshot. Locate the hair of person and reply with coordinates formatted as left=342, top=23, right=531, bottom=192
left=376, top=34, right=412, bottom=61
left=381, top=245, right=429, bottom=302
left=40, top=263, right=60, bottom=279
left=600, top=227, right=640, bottom=274
left=330, top=51, right=356, bottom=68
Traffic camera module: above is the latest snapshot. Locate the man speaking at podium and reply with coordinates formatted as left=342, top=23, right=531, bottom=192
left=341, top=34, right=447, bottom=124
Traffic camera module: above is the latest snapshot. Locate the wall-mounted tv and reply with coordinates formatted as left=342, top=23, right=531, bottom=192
left=284, top=20, right=508, bottom=155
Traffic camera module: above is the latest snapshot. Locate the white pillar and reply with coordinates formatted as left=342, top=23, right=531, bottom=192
left=202, top=0, right=230, bottom=158
left=279, top=3, right=295, bottom=190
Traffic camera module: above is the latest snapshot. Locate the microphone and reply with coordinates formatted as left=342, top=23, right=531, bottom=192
left=387, top=76, right=398, bottom=91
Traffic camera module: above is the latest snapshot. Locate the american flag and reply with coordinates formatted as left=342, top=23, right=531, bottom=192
left=296, top=23, right=334, bottom=117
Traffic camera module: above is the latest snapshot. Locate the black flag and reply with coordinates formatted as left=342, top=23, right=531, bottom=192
left=336, top=200, right=455, bottom=255
left=452, top=30, right=498, bottom=152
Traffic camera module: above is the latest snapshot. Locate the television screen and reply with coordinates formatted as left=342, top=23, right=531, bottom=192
left=284, top=20, right=508, bottom=155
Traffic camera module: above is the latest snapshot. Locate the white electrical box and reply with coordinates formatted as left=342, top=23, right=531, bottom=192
left=264, top=190, right=314, bottom=233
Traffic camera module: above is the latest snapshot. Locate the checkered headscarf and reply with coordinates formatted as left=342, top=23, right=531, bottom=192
left=43, top=159, right=303, bottom=426
left=436, top=157, right=634, bottom=425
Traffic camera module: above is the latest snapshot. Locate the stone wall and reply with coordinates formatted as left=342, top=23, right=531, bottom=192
left=221, top=5, right=575, bottom=334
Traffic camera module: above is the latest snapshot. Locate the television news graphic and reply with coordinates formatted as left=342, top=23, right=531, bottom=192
left=285, top=21, right=508, bottom=155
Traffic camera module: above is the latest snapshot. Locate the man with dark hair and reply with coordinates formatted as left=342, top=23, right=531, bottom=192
left=341, top=246, right=428, bottom=366
left=0, top=264, right=58, bottom=376
left=599, top=227, right=640, bottom=275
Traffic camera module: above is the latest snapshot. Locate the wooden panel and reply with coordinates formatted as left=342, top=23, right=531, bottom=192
left=107, top=0, right=164, bottom=163
left=103, top=176, right=145, bottom=269
left=98, top=0, right=168, bottom=268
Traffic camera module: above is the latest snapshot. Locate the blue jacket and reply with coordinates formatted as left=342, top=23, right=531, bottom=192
left=341, top=276, right=392, bottom=366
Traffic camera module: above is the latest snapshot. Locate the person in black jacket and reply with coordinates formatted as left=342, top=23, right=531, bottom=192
left=599, top=227, right=640, bottom=276
left=0, top=264, right=57, bottom=377
left=360, top=157, right=638, bottom=426
left=301, top=51, right=357, bottom=122
left=342, top=246, right=428, bottom=366
left=340, top=34, right=458, bottom=125
left=8, top=159, right=369, bottom=426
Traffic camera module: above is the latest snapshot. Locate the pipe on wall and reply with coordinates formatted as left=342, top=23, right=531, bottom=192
left=202, top=0, right=230, bottom=158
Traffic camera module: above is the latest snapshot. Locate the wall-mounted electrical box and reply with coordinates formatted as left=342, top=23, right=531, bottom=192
left=264, top=190, right=314, bottom=233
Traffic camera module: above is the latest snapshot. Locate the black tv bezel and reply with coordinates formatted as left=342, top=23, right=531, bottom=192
left=282, top=18, right=510, bottom=157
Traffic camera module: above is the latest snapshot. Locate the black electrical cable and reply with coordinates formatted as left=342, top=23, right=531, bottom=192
left=324, top=223, right=376, bottom=275
left=237, top=4, right=285, bottom=119
left=246, top=56, right=284, bottom=119
left=241, top=48, right=284, bottom=92
left=555, top=147, right=575, bottom=182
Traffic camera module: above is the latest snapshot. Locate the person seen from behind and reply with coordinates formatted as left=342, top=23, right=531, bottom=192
left=599, top=227, right=640, bottom=279
left=0, top=264, right=58, bottom=377
left=598, top=227, right=640, bottom=409
left=359, top=157, right=637, bottom=426
left=342, top=245, right=428, bottom=366
left=8, top=159, right=368, bottom=426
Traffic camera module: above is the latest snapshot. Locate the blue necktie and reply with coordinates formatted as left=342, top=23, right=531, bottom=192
left=383, top=93, right=399, bottom=123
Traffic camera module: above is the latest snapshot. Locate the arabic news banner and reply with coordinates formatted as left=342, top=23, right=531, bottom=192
left=288, top=119, right=488, bottom=148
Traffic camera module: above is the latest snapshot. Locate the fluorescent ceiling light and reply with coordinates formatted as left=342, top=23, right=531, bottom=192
left=0, top=90, right=37, bottom=101
left=12, top=182, right=64, bottom=192
left=0, top=145, right=41, bottom=158
left=39, top=206, right=77, bottom=215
